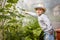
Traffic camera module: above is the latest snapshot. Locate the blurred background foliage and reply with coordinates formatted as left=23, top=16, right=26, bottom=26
left=0, top=0, right=44, bottom=40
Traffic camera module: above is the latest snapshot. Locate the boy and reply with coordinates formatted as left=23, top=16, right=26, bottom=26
left=25, top=4, right=54, bottom=40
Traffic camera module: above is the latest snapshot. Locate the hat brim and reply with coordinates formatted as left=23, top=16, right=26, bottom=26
left=34, top=7, right=46, bottom=12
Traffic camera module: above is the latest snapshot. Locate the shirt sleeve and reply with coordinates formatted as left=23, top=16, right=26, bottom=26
left=42, top=15, right=53, bottom=31
left=26, top=12, right=37, bottom=17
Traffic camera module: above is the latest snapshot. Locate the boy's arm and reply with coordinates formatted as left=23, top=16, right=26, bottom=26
left=25, top=11, right=37, bottom=17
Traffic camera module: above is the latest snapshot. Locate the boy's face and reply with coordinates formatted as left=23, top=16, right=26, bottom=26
left=35, top=8, right=44, bottom=16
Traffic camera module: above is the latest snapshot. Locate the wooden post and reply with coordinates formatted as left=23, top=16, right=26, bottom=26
left=55, top=29, right=60, bottom=40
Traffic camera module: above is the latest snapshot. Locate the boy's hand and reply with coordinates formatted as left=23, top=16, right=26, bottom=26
left=24, top=11, right=28, bottom=14
left=49, top=30, right=53, bottom=35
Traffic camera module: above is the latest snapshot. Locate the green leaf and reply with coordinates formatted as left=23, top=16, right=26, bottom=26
left=0, top=8, right=4, bottom=12
left=9, top=12, right=17, bottom=17
left=8, top=19, right=18, bottom=23
left=0, top=15, right=11, bottom=19
left=7, top=0, right=18, bottom=3
left=5, top=3, right=12, bottom=8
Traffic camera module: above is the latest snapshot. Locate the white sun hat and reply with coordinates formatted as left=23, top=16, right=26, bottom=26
left=34, top=3, right=46, bottom=11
